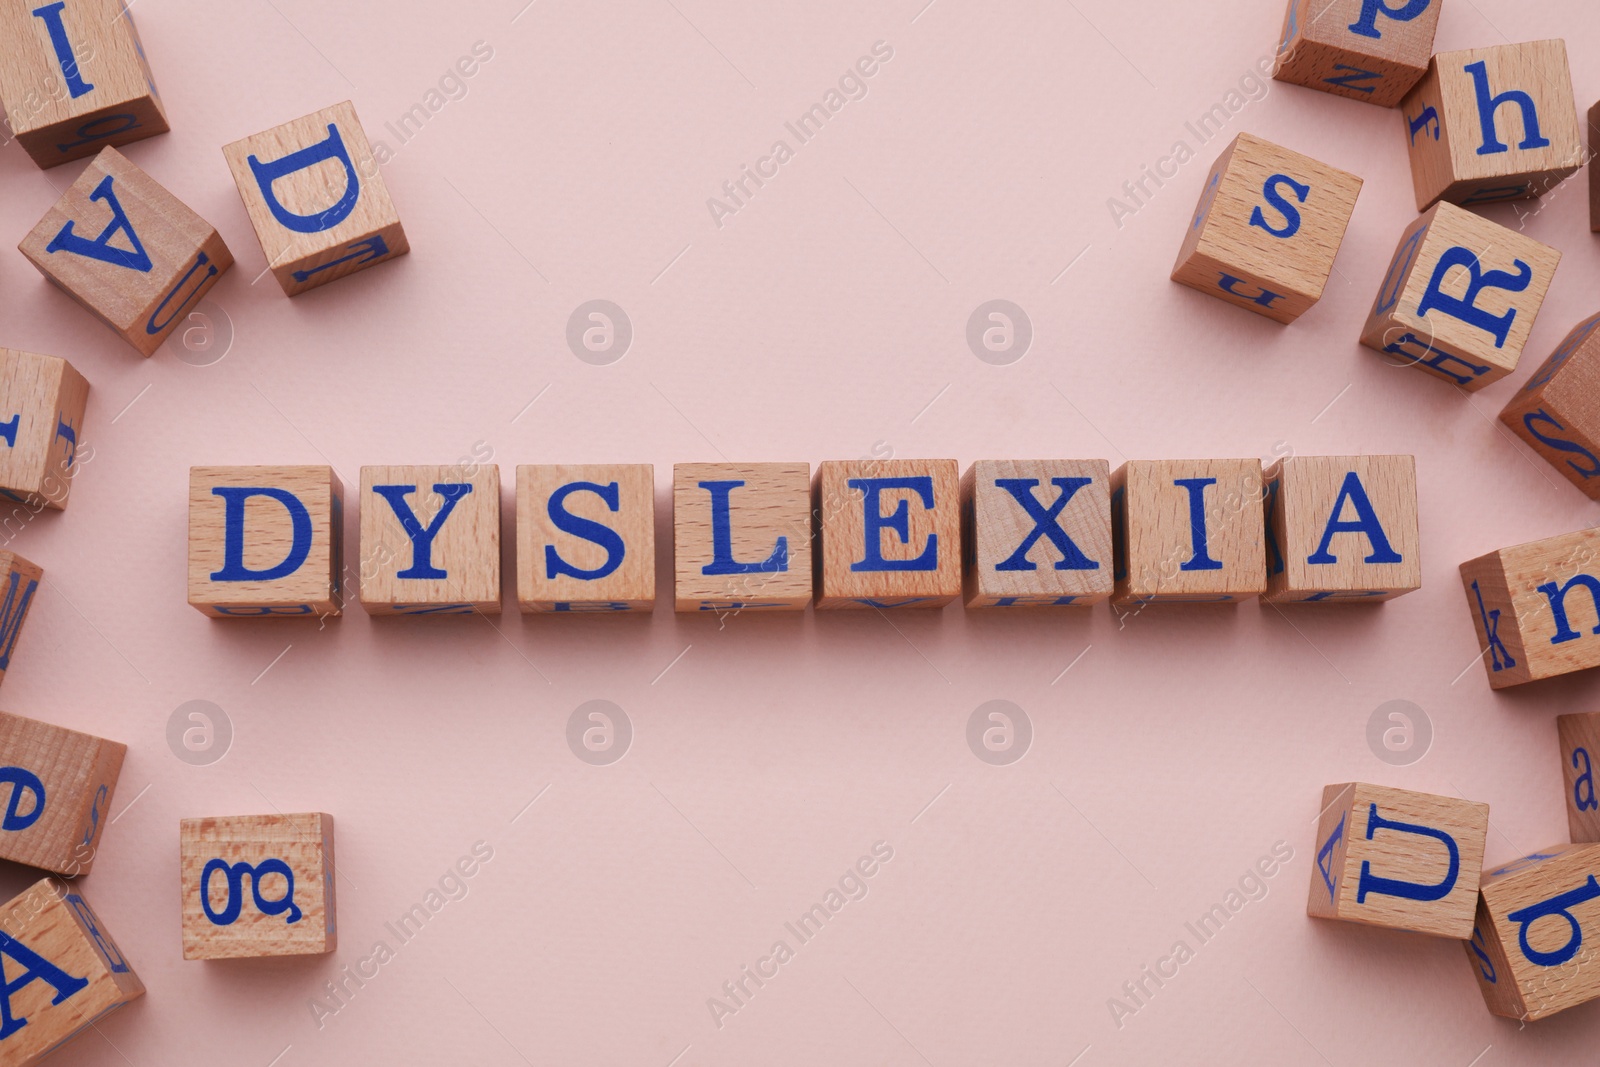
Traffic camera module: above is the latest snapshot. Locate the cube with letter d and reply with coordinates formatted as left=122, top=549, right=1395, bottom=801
left=1264, top=455, right=1420, bottom=603
left=814, top=460, right=961, bottom=609
left=188, top=466, right=343, bottom=618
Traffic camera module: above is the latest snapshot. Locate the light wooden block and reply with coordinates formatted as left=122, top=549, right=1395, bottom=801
left=1402, top=40, right=1583, bottom=210
left=19, top=146, right=233, bottom=357
left=0, top=710, right=123, bottom=876
left=0, top=0, right=167, bottom=168
left=0, top=348, right=88, bottom=511
left=180, top=813, right=336, bottom=960
left=1112, top=459, right=1266, bottom=605
left=1171, top=132, right=1362, bottom=324
left=674, top=462, right=812, bottom=612
left=1499, top=313, right=1600, bottom=498
left=1468, top=844, right=1600, bottom=1020
left=222, top=100, right=408, bottom=296
left=1273, top=0, right=1441, bottom=107
left=0, top=879, right=143, bottom=1065
left=1460, top=526, right=1600, bottom=689
left=1359, top=201, right=1559, bottom=391
left=1559, top=714, right=1600, bottom=843
left=814, top=459, right=961, bottom=610
left=516, top=464, right=655, bottom=613
left=188, top=465, right=343, bottom=619
left=360, top=464, right=500, bottom=616
left=0, top=552, right=43, bottom=687
left=1308, top=782, right=1488, bottom=938
left=1264, top=455, right=1420, bottom=603
left=961, top=459, right=1113, bottom=608
left=1590, top=102, right=1600, bottom=232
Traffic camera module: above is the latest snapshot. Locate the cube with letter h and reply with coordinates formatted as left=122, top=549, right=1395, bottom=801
left=1468, top=845, right=1600, bottom=1020
left=1273, top=0, right=1441, bottom=107
left=517, top=464, right=655, bottom=613
left=675, top=462, right=812, bottom=612
left=1460, top=526, right=1600, bottom=689
left=188, top=466, right=343, bottom=618
left=1499, top=313, right=1600, bottom=499
left=0, top=710, right=124, bottom=876
left=361, top=464, right=500, bottom=616
left=1560, top=714, right=1600, bottom=844
left=1264, top=455, right=1420, bottom=603
left=180, top=813, right=336, bottom=960
left=962, top=460, right=1113, bottom=608
left=1113, top=459, right=1266, bottom=606
left=0, top=349, right=88, bottom=511
left=814, top=460, right=961, bottom=609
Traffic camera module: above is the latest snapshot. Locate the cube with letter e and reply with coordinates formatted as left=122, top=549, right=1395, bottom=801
left=814, top=459, right=961, bottom=609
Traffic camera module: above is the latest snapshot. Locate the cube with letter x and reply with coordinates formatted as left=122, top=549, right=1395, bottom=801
left=361, top=464, right=500, bottom=616
left=962, top=459, right=1112, bottom=608
left=1459, top=525, right=1600, bottom=689
left=1468, top=844, right=1600, bottom=1020
left=1264, top=455, right=1420, bottom=603
left=814, top=460, right=961, bottom=610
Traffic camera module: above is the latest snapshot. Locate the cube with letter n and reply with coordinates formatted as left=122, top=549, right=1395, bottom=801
left=1264, top=455, right=1419, bottom=603
left=1460, top=526, right=1600, bottom=689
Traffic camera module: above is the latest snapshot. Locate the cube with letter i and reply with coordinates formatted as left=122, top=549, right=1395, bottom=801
left=1558, top=714, right=1600, bottom=843
left=1273, top=0, right=1441, bottom=107
left=1113, top=459, right=1266, bottom=606
left=361, top=464, right=500, bottom=616
left=1307, top=783, right=1488, bottom=937
left=961, top=460, right=1113, bottom=608
left=0, top=710, right=124, bottom=876
left=1499, top=313, right=1600, bottom=499
left=517, top=464, right=655, bottom=613
left=1264, top=455, right=1420, bottom=603
left=674, top=463, right=812, bottom=612
left=814, top=460, right=961, bottom=610
left=1171, top=132, right=1362, bottom=324
left=188, top=466, right=343, bottom=618
left=1468, top=845, right=1600, bottom=1020
left=1459, top=526, right=1600, bottom=689
left=180, top=813, right=336, bottom=959
left=0, top=348, right=88, bottom=511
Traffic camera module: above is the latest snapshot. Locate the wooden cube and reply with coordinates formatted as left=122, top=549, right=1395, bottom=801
left=1460, top=526, right=1600, bottom=689
left=188, top=465, right=343, bottom=618
left=1264, top=455, right=1420, bottom=603
left=961, top=459, right=1113, bottom=608
left=1468, top=844, right=1600, bottom=1020
left=1590, top=102, right=1600, bottom=232
left=0, top=710, right=124, bottom=876
left=0, top=0, right=168, bottom=168
left=180, top=813, right=336, bottom=960
left=516, top=464, right=655, bottom=613
left=1499, top=313, right=1600, bottom=498
left=814, top=459, right=960, bottom=610
left=19, top=147, right=233, bottom=357
left=1558, top=714, right=1600, bottom=843
left=360, top=464, right=500, bottom=616
left=1402, top=40, right=1583, bottom=210
left=0, top=879, right=143, bottom=1065
left=1359, top=201, right=1559, bottom=391
left=0, top=349, right=88, bottom=511
left=674, top=462, right=812, bottom=612
left=1308, top=782, right=1488, bottom=938
left=1273, top=0, right=1441, bottom=107
left=1171, top=132, right=1362, bottom=324
left=222, top=100, right=408, bottom=296
left=0, top=553, right=43, bottom=687
left=1112, top=459, right=1266, bottom=605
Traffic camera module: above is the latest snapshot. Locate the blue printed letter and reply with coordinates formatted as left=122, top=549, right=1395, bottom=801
left=210, top=487, right=312, bottom=582
left=247, top=124, right=360, bottom=234
left=371, top=483, right=472, bottom=580
left=545, top=481, right=625, bottom=581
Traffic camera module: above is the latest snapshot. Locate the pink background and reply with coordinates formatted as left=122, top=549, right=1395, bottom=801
left=2, top=0, right=1600, bottom=1063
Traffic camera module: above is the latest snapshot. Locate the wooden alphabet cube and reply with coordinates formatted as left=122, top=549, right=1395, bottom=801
left=1460, top=526, right=1600, bottom=689
left=1273, top=0, right=1441, bottom=107
left=1402, top=40, right=1583, bottom=210
left=0, top=349, right=88, bottom=511
left=1558, top=714, right=1600, bottom=843
left=222, top=100, right=408, bottom=296
left=1468, top=844, right=1600, bottom=1020
left=361, top=464, right=500, bottom=616
left=814, top=459, right=961, bottom=610
left=188, top=465, right=343, bottom=619
left=0, top=710, right=124, bottom=875
left=1590, top=102, right=1600, bottom=232
left=0, top=0, right=167, bottom=168
left=180, top=813, right=336, bottom=960
left=0, top=553, right=43, bottom=687
left=19, top=147, right=233, bottom=357
left=961, top=459, right=1113, bottom=608
left=674, top=462, right=812, bottom=612
left=1499, top=313, right=1600, bottom=498
left=1112, top=459, right=1266, bottom=605
left=1171, top=132, right=1362, bottom=324
left=517, top=464, right=655, bottom=613
left=1264, top=455, right=1420, bottom=603
left=0, top=879, right=143, bottom=1066
left=1359, top=201, right=1559, bottom=391
left=1308, top=783, right=1488, bottom=938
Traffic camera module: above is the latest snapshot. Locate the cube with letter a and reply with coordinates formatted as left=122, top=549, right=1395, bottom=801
left=1308, top=782, right=1488, bottom=937
left=360, top=464, right=500, bottom=616
left=0, top=348, right=89, bottom=511
left=0, top=710, right=124, bottom=876
left=962, top=459, right=1113, bottom=608
left=1264, top=455, right=1420, bottom=603
left=1273, top=0, right=1441, bottom=107
left=674, top=462, right=812, bottom=612
left=180, top=813, right=336, bottom=960
left=1558, top=714, right=1600, bottom=843
left=188, top=466, right=343, bottom=618
left=517, top=464, right=655, bottom=613
left=1499, top=313, right=1600, bottom=499
left=814, top=460, right=961, bottom=610
left=1460, top=526, right=1600, bottom=689
left=1468, top=845, right=1600, bottom=1020
left=1113, top=459, right=1266, bottom=606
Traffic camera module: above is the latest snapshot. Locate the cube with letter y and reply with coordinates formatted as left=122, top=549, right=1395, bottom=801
left=1113, top=459, right=1266, bottom=605
left=962, top=459, right=1113, bottom=608
left=1264, top=455, right=1420, bottom=603
left=1273, top=0, right=1441, bottom=107
left=674, top=462, right=812, bottom=612
left=0, top=710, right=124, bottom=876
left=361, top=464, right=500, bottom=616
left=180, top=813, right=336, bottom=959
left=188, top=466, right=343, bottom=618
left=1468, top=845, right=1600, bottom=1020
left=1460, top=526, right=1600, bottom=689
left=517, top=464, right=655, bottom=613
left=814, top=460, right=961, bottom=610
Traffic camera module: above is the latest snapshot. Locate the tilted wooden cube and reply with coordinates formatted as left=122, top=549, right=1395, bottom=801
left=0, top=349, right=88, bottom=511
left=1558, top=714, right=1600, bottom=843
left=0, top=553, right=43, bottom=687
left=1273, top=0, right=1441, bottom=107
left=1402, top=40, right=1583, bottom=210
left=1264, top=455, right=1420, bottom=603
left=1460, top=526, right=1600, bottom=689
left=223, top=100, right=408, bottom=296
left=1359, top=201, right=1559, bottom=391
left=1590, top=102, right=1600, bottom=232
left=1499, top=313, right=1600, bottom=498
left=360, top=464, right=500, bottom=616
left=1308, top=783, right=1488, bottom=938
left=674, top=462, right=812, bottom=612
left=962, top=459, right=1113, bottom=608
left=0, top=710, right=124, bottom=876
left=188, top=465, right=343, bottom=618
left=180, top=813, right=336, bottom=960
left=19, top=147, right=233, bottom=357
left=1468, top=845, right=1600, bottom=1020
left=517, top=464, right=655, bottom=613
left=1113, top=459, right=1266, bottom=605
left=1171, top=132, right=1362, bottom=324
left=814, top=460, right=961, bottom=610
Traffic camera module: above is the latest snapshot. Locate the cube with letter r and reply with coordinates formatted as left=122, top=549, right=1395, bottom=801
left=188, top=466, right=343, bottom=618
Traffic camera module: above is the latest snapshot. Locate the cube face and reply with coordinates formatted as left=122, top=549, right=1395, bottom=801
left=223, top=100, right=409, bottom=296
left=1460, top=526, right=1600, bottom=689
left=1172, top=133, right=1363, bottom=324
left=188, top=466, right=343, bottom=618
left=1499, top=313, right=1600, bottom=499
left=516, top=464, right=654, bottom=613
left=1558, top=715, right=1600, bottom=843
left=0, top=553, right=43, bottom=687
left=1264, top=455, right=1420, bottom=603
left=180, top=813, right=336, bottom=960
left=0, top=711, right=124, bottom=876
left=814, top=460, right=961, bottom=610
left=19, top=147, right=233, bottom=356
left=1113, top=459, right=1266, bottom=604
left=674, top=463, right=812, bottom=612
left=1402, top=41, right=1583, bottom=210
left=961, top=459, right=1113, bottom=608
left=1360, top=202, right=1559, bottom=391
left=0, top=349, right=88, bottom=510
left=1307, top=783, right=1488, bottom=938
left=1590, top=103, right=1600, bottom=232
left=1273, top=0, right=1440, bottom=107
left=360, top=465, right=501, bottom=616
left=1471, top=845, right=1600, bottom=1020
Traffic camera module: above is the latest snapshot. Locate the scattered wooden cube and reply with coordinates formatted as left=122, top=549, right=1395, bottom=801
left=1171, top=132, right=1362, bottom=324
left=0, top=552, right=43, bottom=687
left=1499, top=313, right=1600, bottom=498
left=1264, top=455, right=1420, bottom=603
left=1590, top=102, right=1600, bottom=232
left=1558, top=714, right=1600, bottom=843
left=222, top=100, right=408, bottom=296
left=1459, top=525, right=1600, bottom=689
left=1468, top=844, right=1600, bottom=1020
left=674, top=462, right=812, bottom=612
left=814, top=459, right=961, bottom=609
left=360, top=464, right=500, bottom=616
left=19, top=147, right=233, bottom=357
left=961, top=459, right=1113, bottom=608
left=516, top=464, right=655, bottom=613
left=188, top=465, right=343, bottom=618
left=1359, top=201, right=1559, bottom=391
left=0, top=710, right=124, bottom=876
left=1402, top=40, right=1584, bottom=210
left=1308, top=782, right=1488, bottom=938
left=1273, top=0, right=1441, bottom=107
left=0, top=348, right=89, bottom=511
left=1113, top=459, right=1266, bottom=605
left=180, top=813, right=336, bottom=960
